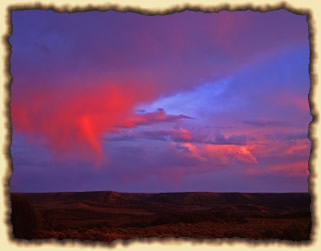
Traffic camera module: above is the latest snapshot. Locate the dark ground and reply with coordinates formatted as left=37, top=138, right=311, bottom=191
left=10, top=191, right=312, bottom=242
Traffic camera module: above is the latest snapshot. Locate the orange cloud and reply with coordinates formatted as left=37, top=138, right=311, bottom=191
left=178, top=141, right=257, bottom=165
left=182, top=143, right=204, bottom=160
left=204, top=144, right=257, bottom=164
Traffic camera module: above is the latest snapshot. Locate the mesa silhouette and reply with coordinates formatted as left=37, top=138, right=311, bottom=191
left=10, top=191, right=311, bottom=242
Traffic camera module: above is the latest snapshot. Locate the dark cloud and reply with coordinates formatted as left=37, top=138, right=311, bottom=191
left=108, top=127, right=252, bottom=147
left=119, top=108, right=193, bottom=128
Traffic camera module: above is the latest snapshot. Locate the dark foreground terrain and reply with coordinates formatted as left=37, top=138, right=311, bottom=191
left=10, top=191, right=311, bottom=242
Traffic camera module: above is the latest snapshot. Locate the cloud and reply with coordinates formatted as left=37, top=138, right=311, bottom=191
left=141, top=127, right=193, bottom=142
left=285, top=140, right=310, bottom=155
left=11, top=10, right=308, bottom=103
left=175, top=141, right=258, bottom=165
left=109, top=127, right=193, bottom=143
left=10, top=10, right=311, bottom=192
left=109, top=126, right=252, bottom=147
left=11, top=83, right=155, bottom=163
left=245, top=161, right=308, bottom=177
left=119, top=108, right=192, bottom=128
left=269, top=161, right=309, bottom=177
left=274, top=94, right=310, bottom=112
left=204, top=144, right=258, bottom=164
left=213, top=131, right=250, bottom=145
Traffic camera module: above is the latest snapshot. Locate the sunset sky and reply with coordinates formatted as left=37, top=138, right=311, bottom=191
left=10, top=9, right=311, bottom=192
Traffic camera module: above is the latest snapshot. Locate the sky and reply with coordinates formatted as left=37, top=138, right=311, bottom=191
left=9, top=9, right=311, bottom=193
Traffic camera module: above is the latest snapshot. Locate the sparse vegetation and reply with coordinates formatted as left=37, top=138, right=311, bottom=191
left=10, top=192, right=311, bottom=242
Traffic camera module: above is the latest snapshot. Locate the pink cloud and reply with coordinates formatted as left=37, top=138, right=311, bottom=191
left=252, top=137, right=310, bottom=160
left=244, top=138, right=310, bottom=178
left=182, top=143, right=204, bottom=161
left=245, top=161, right=309, bottom=177
left=176, top=142, right=257, bottom=165
left=204, top=144, right=258, bottom=164
left=270, top=161, right=309, bottom=176
left=285, top=140, right=310, bottom=155
left=272, top=94, right=310, bottom=112
left=11, top=83, right=155, bottom=163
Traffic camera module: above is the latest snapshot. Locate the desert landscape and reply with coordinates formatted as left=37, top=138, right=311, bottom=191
left=10, top=191, right=312, bottom=242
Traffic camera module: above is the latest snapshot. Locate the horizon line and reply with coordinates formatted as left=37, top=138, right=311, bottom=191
left=10, top=190, right=310, bottom=194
